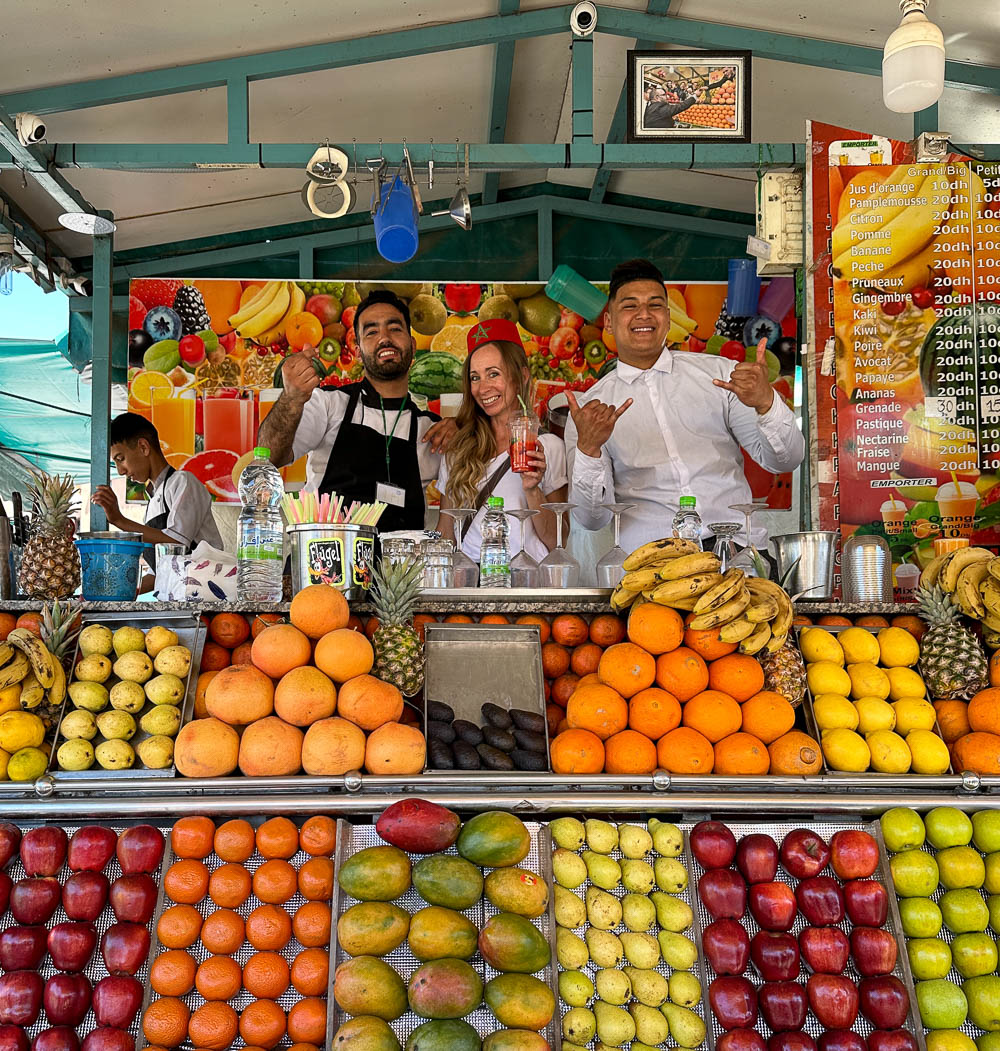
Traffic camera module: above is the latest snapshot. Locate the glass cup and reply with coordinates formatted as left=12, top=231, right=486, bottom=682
left=204, top=389, right=254, bottom=456
left=439, top=508, right=479, bottom=587
left=382, top=537, right=417, bottom=567
left=708, top=522, right=741, bottom=573
left=506, top=508, right=540, bottom=588
left=420, top=537, right=453, bottom=588
left=508, top=415, right=540, bottom=474
left=539, top=502, right=579, bottom=588
left=596, top=502, right=636, bottom=588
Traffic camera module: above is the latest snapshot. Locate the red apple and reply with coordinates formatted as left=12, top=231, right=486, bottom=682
left=699, top=869, right=747, bottom=919
left=0, top=971, right=43, bottom=1026
left=92, top=976, right=142, bottom=1030
left=780, top=828, right=830, bottom=878
left=867, top=1032, right=917, bottom=1051
left=62, top=871, right=109, bottom=922
left=0, top=1027, right=28, bottom=1051
left=718, top=1032, right=768, bottom=1051
left=769, top=1035, right=818, bottom=1051
left=80, top=1031, right=134, bottom=1051
left=818, top=1032, right=868, bottom=1051
left=67, top=827, right=117, bottom=873
left=829, top=829, right=879, bottom=880
left=0, top=872, right=10, bottom=915
left=703, top=918, right=751, bottom=975
left=844, top=879, right=889, bottom=927
left=0, top=926, right=46, bottom=971
left=19, top=828, right=67, bottom=878
left=100, top=924, right=149, bottom=977
left=850, top=926, right=898, bottom=976
left=736, top=833, right=779, bottom=884
left=858, top=975, right=908, bottom=1030
left=0, top=825, right=22, bottom=869
left=47, top=923, right=97, bottom=973
left=748, top=882, right=797, bottom=931
left=108, top=874, right=156, bottom=925
left=304, top=294, right=342, bottom=326
left=9, top=878, right=60, bottom=925
left=32, top=1029, right=81, bottom=1051
left=691, top=821, right=738, bottom=869
left=43, top=973, right=92, bottom=1026
left=795, top=876, right=845, bottom=926
left=115, top=826, right=162, bottom=876
left=709, top=975, right=758, bottom=1030
left=750, top=930, right=800, bottom=981
left=808, top=973, right=860, bottom=1029
left=799, top=926, right=850, bottom=974
left=759, top=981, right=808, bottom=1032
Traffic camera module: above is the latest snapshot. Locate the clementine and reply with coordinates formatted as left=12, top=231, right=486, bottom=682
left=550, top=673, right=580, bottom=709
left=654, top=646, right=709, bottom=702
left=299, top=815, right=337, bottom=857
left=550, top=728, right=605, bottom=774
left=707, top=653, right=765, bottom=703
left=252, top=613, right=285, bottom=639
left=604, top=729, right=658, bottom=775
left=209, top=612, right=250, bottom=649
left=246, top=904, right=293, bottom=950
left=298, top=857, right=334, bottom=900
left=242, top=951, right=290, bottom=999
left=164, top=859, right=210, bottom=905
left=289, top=582, right=350, bottom=639
left=239, top=999, right=286, bottom=1050
left=286, top=998, right=326, bottom=1044
left=570, top=642, right=603, bottom=677
left=231, top=641, right=254, bottom=666
left=566, top=683, right=628, bottom=740
left=290, top=947, right=329, bottom=996
left=256, top=816, right=299, bottom=859
left=627, top=603, right=684, bottom=655
left=199, top=642, right=231, bottom=672
left=149, top=949, right=197, bottom=997
left=292, top=902, right=331, bottom=947
left=188, top=1000, right=239, bottom=1051
left=195, top=955, right=243, bottom=1001
left=253, top=859, right=298, bottom=904
left=541, top=642, right=570, bottom=679
left=479, top=614, right=510, bottom=624
left=170, top=816, right=215, bottom=860
left=200, top=910, right=245, bottom=955
left=194, top=671, right=217, bottom=719
left=515, top=614, right=551, bottom=643
left=157, top=904, right=203, bottom=949
left=213, top=818, right=255, bottom=863
left=208, top=862, right=252, bottom=909
left=143, top=997, right=190, bottom=1048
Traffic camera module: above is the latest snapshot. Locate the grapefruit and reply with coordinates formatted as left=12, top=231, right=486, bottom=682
left=184, top=450, right=239, bottom=501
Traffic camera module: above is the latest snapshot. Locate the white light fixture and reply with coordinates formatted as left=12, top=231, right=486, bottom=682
left=57, top=212, right=117, bottom=235
left=882, top=0, right=945, bottom=113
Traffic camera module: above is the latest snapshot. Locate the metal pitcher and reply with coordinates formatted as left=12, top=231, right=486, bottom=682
left=769, top=531, right=839, bottom=600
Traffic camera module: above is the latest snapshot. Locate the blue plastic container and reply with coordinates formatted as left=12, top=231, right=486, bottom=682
left=373, top=176, right=419, bottom=264
left=727, top=258, right=762, bottom=316
left=75, top=532, right=145, bottom=601
left=545, top=265, right=608, bottom=322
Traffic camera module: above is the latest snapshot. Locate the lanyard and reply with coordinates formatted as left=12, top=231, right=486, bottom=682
left=379, top=393, right=408, bottom=484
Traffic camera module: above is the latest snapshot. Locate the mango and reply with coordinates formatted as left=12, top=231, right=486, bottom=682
left=484, top=973, right=556, bottom=1031
left=408, top=906, right=478, bottom=962
left=405, top=1019, right=480, bottom=1051
left=338, top=901, right=410, bottom=957
left=408, top=958, right=483, bottom=1019
left=333, top=956, right=407, bottom=1021
left=339, top=845, right=411, bottom=901
left=478, top=912, right=551, bottom=973
left=332, top=1015, right=402, bottom=1050
left=457, top=811, right=531, bottom=868
left=377, top=798, right=461, bottom=854
left=482, top=1030, right=551, bottom=1051
left=412, top=854, right=483, bottom=910
left=485, top=867, right=549, bottom=917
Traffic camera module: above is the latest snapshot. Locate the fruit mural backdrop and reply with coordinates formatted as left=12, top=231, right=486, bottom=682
left=127, top=276, right=798, bottom=505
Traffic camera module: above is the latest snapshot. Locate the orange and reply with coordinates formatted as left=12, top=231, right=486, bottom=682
left=240, top=999, right=286, bottom=1050
left=628, top=687, right=682, bottom=740
left=479, top=613, right=510, bottom=624
left=550, top=728, right=605, bottom=774
left=291, top=947, right=329, bottom=996
left=683, top=689, right=742, bottom=743
left=566, top=683, right=628, bottom=740
left=149, top=949, right=197, bottom=997
left=364, top=616, right=381, bottom=638
left=627, top=603, right=684, bottom=655
left=205, top=665, right=274, bottom=726
left=714, top=732, right=770, bottom=775
left=188, top=1000, right=239, bottom=1051
left=208, top=862, right=253, bottom=909
left=299, top=816, right=337, bottom=857
left=992, top=650, right=1000, bottom=688
left=336, top=675, right=404, bottom=731
left=286, top=998, right=326, bottom=1044
left=199, top=642, right=231, bottom=672
left=0, top=613, right=16, bottom=641
left=289, top=582, right=350, bottom=639
left=589, top=613, right=626, bottom=647
left=707, top=653, right=765, bottom=703
left=286, top=311, right=324, bottom=350
left=214, top=818, right=255, bottom=863
left=175, top=717, right=240, bottom=778
left=274, top=666, right=337, bottom=727
left=200, top=909, right=245, bottom=955
left=253, top=859, right=298, bottom=904
left=968, top=687, right=1000, bottom=734
left=14, top=611, right=43, bottom=636
left=768, top=730, right=824, bottom=775
left=242, top=951, right=290, bottom=999
left=442, top=614, right=473, bottom=624
left=818, top=615, right=852, bottom=626
left=604, top=729, right=658, bottom=775
left=251, top=624, right=312, bottom=678
left=792, top=615, right=813, bottom=627
left=546, top=703, right=563, bottom=736
left=598, top=642, right=656, bottom=698
left=143, top=997, right=190, bottom=1048
left=246, top=904, right=292, bottom=950
left=934, top=700, right=971, bottom=744
left=157, top=904, right=203, bottom=949
left=571, top=642, right=604, bottom=677
left=195, top=954, right=243, bottom=1001
left=515, top=614, right=551, bottom=643
left=209, top=612, right=251, bottom=649
left=194, top=672, right=217, bottom=719
left=683, top=623, right=738, bottom=661
left=855, top=615, right=890, bottom=628
left=170, top=816, right=216, bottom=860
left=551, top=613, right=589, bottom=647
left=293, top=902, right=331, bottom=947
left=891, top=614, right=927, bottom=641
left=252, top=613, right=285, bottom=639
left=164, top=859, right=210, bottom=905
left=298, top=857, right=334, bottom=901
left=550, top=673, right=580, bottom=709
left=364, top=721, right=426, bottom=775
left=541, top=642, right=570, bottom=679
left=412, top=613, right=437, bottom=642
left=256, top=816, right=300, bottom=859
left=656, top=726, right=715, bottom=774
left=740, top=691, right=796, bottom=744
left=655, top=646, right=709, bottom=702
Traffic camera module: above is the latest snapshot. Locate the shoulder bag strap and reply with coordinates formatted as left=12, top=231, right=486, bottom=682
left=473, top=456, right=512, bottom=514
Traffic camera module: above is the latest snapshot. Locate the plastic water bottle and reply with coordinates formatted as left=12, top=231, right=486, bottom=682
left=672, top=495, right=703, bottom=549
left=479, top=496, right=511, bottom=588
left=236, top=446, right=284, bottom=601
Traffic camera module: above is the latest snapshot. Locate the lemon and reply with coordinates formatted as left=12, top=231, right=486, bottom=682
left=800, top=628, right=845, bottom=666
left=908, top=729, right=952, bottom=774
left=822, top=728, right=871, bottom=772
left=925, top=1032, right=977, bottom=1051
left=867, top=730, right=912, bottom=773
left=129, top=369, right=173, bottom=406
left=7, top=746, right=49, bottom=782
left=887, top=666, right=927, bottom=700
left=807, top=661, right=852, bottom=697
left=848, top=662, right=891, bottom=700
left=0, top=711, right=45, bottom=753
left=839, top=627, right=881, bottom=664
left=0, top=685, right=21, bottom=717
left=855, top=696, right=896, bottom=734
left=0, top=747, right=10, bottom=780
left=893, top=698, right=937, bottom=735
left=878, top=626, right=920, bottom=668
left=411, top=328, right=433, bottom=351
left=431, top=316, right=477, bottom=358
left=813, top=694, right=859, bottom=732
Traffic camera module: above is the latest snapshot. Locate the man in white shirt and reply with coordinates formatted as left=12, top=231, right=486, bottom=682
left=565, top=259, right=805, bottom=552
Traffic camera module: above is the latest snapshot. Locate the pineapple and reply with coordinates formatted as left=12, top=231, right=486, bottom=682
left=18, top=470, right=81, bottom=600
left=760, top=641, right=807, bottom=708
left=369, top=556, right=425, bottom=697
left=916, top=584, right=989, bottom=701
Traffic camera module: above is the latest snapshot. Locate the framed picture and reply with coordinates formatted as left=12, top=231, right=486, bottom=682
left=626, top=50, right=752, bottom=143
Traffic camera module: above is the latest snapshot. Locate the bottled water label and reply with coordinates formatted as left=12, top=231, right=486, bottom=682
left=237, top=534, right=282, bottom=561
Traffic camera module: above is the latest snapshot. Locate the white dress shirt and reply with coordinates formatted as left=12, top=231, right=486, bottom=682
left=146, top=468, right=223, bottom=551
left=565, top=347, right=804, bottom=550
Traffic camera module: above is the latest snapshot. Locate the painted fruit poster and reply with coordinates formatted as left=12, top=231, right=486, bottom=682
left=126, top=277, right=798, bottom=504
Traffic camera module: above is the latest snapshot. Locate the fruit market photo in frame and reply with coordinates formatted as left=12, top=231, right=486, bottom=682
left=626, top=50, right=751, bottom=143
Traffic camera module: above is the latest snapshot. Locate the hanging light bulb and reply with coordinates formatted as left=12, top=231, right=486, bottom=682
left=882, top=0, right=945, bottom=113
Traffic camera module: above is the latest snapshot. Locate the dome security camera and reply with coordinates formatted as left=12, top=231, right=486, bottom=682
left=570, top=1, right=597, bottom=37
left=14, top=114, right=46, bottom=146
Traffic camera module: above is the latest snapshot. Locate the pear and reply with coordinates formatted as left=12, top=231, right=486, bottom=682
left=95, top=739, right=135, bottom=770
left=631, top=1044, right=664, bottom=1051
left=559, top=971, right=595, bottom=1009
left=75, top=654, right=112, bottom=684
left=561, top=1045, right=589, bottom=1051
left=619, top=824, right=654, bottom=859
left=57, top=738, right=95, bottom=771
left=651, top=891, right=694, bottom=933
left=109, top=681, right=146, bottom=714
left=153, top=645, right=191, bottom=677
left=143, top=625, right=178, bottom=658
left=554, top=885, right=586, bottom=929
left=583, top=850, right=622, bottom=890
left=69, top=682, right=109, bottom=713
left=668, top=969, right=701, bottom=1008
left=586, top=886, right=622, bottom=930
left=594, top=1001, right=636, bottom=1048
left=654, top=856, right=688, bottom=893
left=145, top=673, right=184, bottom=705
left=136, top=734, right=175, bottom=770
left=112, top=626, right=146, bottom=657
left=59, top=710, right=97, bottom=741
left=621, top=893, right=656, bottom=932
left=649, top=818, right=683, bottom=857
left=562, top=1007, right=596, bottom=1045
left=621, top=859, right=655, bottom=894
left=113, top=651, right=153, bottom=685
left=585, top=929, right=623, bottom=968
left=557, top=928, right=590, bottom=969
left=550, top=816, right=586, bottom=850
left=140, top=705, right=181, bottom=737
left=594, top=968, right=631, bottom=1006
left=621, top=932, right=661, bottom=969
left=585, top=819, right=619, bottom=854
left=553, top=849, right=588, bottom=889
left=658, top=930, right=698, bottom=970
left=624, top=967, right=669, bottom=1008
left=96, top=710, right=136, bottom=742
left=79, top=624, right=113, bottom=657
left=630, top=1002, right=670, bottom=1046
left=662, top=1003, right=706, bottom=1049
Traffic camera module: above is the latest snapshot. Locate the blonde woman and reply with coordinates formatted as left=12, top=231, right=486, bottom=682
left=437, top=319, right=567, bottom=561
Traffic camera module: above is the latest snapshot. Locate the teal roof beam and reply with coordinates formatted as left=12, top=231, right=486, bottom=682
left=572, top=36, right=594, bottom=143
left=483, top=0, right=521, bottom=206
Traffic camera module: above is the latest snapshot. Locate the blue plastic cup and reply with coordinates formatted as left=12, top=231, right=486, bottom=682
left=545, top=265, right=608, bottom=322
left=727, top=258, right=762, bottom=316
left=374, top=176, right=419, bottom=264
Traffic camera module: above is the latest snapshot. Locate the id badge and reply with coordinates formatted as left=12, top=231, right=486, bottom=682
left=376, top=482, right=407, bottom=508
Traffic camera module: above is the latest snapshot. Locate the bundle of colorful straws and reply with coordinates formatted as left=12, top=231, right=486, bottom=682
left=281, top=490, right=387, bottom=527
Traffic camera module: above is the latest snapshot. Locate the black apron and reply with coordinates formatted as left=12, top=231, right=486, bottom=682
left=318, top=381, right=426, bottom=532
left=144, top=466, right=177, bottom=571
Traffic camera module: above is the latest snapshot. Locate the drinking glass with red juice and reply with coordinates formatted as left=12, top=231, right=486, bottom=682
left=509, top=415, right=539, bottom=473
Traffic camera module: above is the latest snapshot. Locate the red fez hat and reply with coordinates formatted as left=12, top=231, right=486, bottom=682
left=466, top=318, right=523, bottom=354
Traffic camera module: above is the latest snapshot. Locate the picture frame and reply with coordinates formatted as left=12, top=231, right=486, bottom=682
left=626, top=50, right=752, bottom=143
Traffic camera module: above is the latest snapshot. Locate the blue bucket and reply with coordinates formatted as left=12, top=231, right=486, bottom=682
left=373, top=176, right=419, bottom=264
left=545, top=265, right=608, bottom=322
left=75, top=532, right=146, bottom=601
left=727, top=258, right=762, bottom=316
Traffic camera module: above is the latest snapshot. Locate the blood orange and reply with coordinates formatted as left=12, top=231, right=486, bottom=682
left=183, top=449, right=239, bottom=501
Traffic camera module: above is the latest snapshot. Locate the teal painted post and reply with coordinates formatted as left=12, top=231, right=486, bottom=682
left=572, top=36, right=594, bottom=143
left=482, top=0, right=520, bottom=205
left=537, top=201, right=553, bottom=278
left=89, top=212, right=115, bottom=530
left=299, top=245, right=314, bottom=278
left=227, top=77, right=250, bottom=145
left=913, top=104, right=939, bottom=137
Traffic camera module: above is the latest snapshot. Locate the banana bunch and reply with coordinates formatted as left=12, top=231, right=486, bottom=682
left=922, top=547, right=1000, bottom=645
left=0, top=629, right=65, bottom=710
left=610, top=539, right=794, bottom=654
left=667, top=298, right=698, bottom=346
left=226, top=280, right=306, bottom=343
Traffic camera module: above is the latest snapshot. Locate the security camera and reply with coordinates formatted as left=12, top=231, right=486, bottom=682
left=14, top=113, right=46, bottom=146
left=72, top=276, right=93, bottom=296
left=570, top=1, right=597, bottom=37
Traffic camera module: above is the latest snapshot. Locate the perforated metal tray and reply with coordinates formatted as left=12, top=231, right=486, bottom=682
left=330, top=818, right=560, bottom=1047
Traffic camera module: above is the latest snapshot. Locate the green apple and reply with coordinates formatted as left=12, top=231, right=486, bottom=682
left=926, top=807, right=975, bottom=849
left=964, top=974, right=1000, bottom=1031
left=882, top=807, right=926, bottom=852
left=978, top=1032, right=1000, bottom=1051
left=938, top=846, right=987, bottom=890
left=917, top=979, right=969, bottom=1029
left=908, top=937, right=953, bottom=980
left=941, top=889, right=990, bottom=934
left=973, top=812, right=1000, bottom=854
left=952, top=933, right=999, bottom=978
left=988, top=895, right=1000, bottom=935
left=925, top=1030, right=977, bottom=1051
left=900, top=897, right=944, bottom=938
left=985, top=854, right=1000, bottom=895
left=891, top=849, right=940, bottom=897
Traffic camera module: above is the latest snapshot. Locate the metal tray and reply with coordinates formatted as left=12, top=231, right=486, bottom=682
left=48, top=610, right=206, bottom=780
left=0, top=819, right=170, bottom=1046
left=686, top=818, right=925, bottom=1051
left=330, top=818, right=560, bottom=1048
